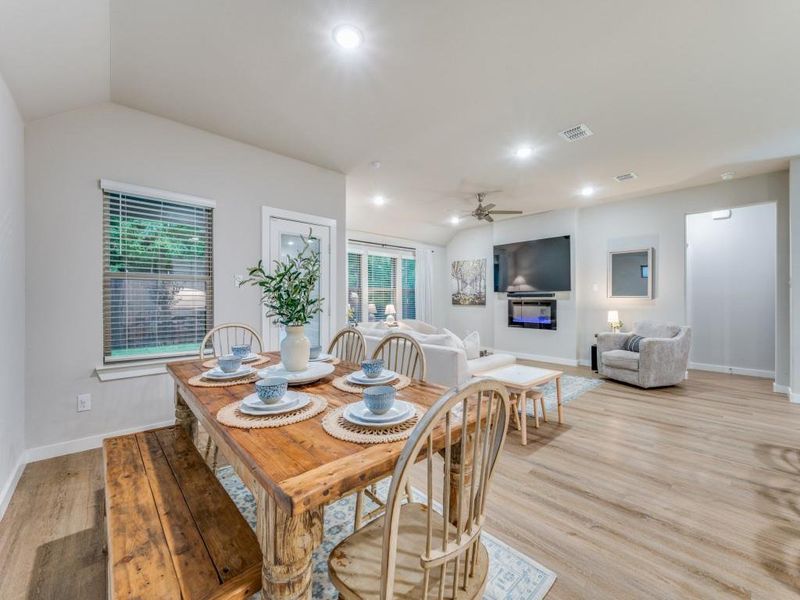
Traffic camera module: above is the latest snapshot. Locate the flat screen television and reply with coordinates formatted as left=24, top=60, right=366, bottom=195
left=493, top=235, right=571, bottom=293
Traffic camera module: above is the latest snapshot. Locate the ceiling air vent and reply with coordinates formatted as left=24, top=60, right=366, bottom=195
left=558, top=123, right=593, bottom=142
left=614, top=172, right=638, bottom=182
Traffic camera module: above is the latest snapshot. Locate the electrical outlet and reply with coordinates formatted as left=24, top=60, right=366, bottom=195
left=77, top=393, right=91, bottom=412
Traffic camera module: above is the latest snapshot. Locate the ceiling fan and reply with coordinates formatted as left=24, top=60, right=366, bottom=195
left=468, top=192, right=523, bottom=222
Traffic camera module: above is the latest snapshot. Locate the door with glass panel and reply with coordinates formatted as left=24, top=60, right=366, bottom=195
left=267, top=217, right=331, bottom=352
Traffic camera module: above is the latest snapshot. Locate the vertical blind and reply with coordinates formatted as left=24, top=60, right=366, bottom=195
left=347, top=243, right=416, bottom=322
left=103, top=188, right=214, bottom=362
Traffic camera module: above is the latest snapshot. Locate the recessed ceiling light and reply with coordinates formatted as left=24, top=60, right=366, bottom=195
left=332, top=24, right=364, bottom=49
left=372, top=195, right=386, bottom=206
left=580, top=185, right=596, bottom=197
left=514, top=146, right=533, bottom=160
left=721, top=171, right=736, bottom=181
left=450, top=216, right=461, bottom=226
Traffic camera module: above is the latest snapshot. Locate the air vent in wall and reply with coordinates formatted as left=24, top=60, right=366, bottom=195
left=614, top=172, right=638, bottom=182
left=558, top=123, right=593, bottom=142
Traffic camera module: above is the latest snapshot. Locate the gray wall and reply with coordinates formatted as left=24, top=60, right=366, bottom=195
left=686, top=204, right=776, bottom=376
left=444, top=171, right=790, bottom=385
left=0, top=71, right=25, bottom=511
left=25, top=102, right=346, bottom=451
left=791, top=158, right=800, bottom=400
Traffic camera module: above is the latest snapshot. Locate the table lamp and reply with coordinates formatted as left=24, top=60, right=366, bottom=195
left=607, top=310, right=622, bottom=333
left=385, top=304, right=397, bottom=325
left=368, top=303, right=376, bottom=321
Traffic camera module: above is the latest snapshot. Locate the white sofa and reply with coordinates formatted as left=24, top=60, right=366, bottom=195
left=357, top=320, right=515, bottom=388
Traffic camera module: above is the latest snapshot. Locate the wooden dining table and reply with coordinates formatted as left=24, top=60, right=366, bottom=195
left=167, top=352, right=462, bottom=600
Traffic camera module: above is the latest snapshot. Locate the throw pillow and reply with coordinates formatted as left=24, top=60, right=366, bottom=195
left=406, top=331, right=461, bottom=350
left=623, top=334, right=645, bottom=353
left=441, top=328, right=466, bottom=353
left=463, top=331, right=481, bottom=360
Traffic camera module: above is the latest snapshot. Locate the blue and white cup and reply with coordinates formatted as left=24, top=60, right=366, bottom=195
left=255, top=377, right=289, bottom=405
left=363, top=386, right=396, bottom=415
left=360, top=358, right=385, bottom=379
left=309, top=345, right=322, bottom=360
left=217, top=354, right=242, bottom=373
left=231, top=344, right=251, bottom=359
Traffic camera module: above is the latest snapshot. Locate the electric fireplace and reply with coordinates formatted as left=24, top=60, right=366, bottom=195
left=508, top=299, right=557, bottom=330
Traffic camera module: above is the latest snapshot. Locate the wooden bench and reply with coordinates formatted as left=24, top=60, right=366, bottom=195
left=103, top=426, right=262, bottom=600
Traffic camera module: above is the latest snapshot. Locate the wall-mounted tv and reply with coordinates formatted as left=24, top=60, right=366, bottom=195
left=493, top=235, right=572, bottom=293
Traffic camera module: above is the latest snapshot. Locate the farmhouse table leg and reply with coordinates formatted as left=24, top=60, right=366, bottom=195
left=174, top=384, right=196, bottom=442
left=255, top=487, right=324, bottom=600
left=556, top=375, right=564, bottom=424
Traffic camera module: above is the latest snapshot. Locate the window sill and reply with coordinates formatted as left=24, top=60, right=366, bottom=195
left=95, top=355, right=194, bottom=382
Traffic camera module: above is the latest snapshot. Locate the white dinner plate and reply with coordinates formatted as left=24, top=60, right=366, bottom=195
left=240, top=353, right=262, bottom=363
left=309, top=352, right=335, bottom=363
left=257, top=361, right=335, bottom=385
left=344, top=400, right=414, bottom=426
left=241, top=391, right=300, bottom=412
left=346, top=369, right=398, bottom=385
left=239, top=392, right=310, bottom=416
left=203, top=365, right=256, bottom=380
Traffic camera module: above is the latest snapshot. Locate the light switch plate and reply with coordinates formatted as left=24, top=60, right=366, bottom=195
left=77, top=393, right=91, bottom=412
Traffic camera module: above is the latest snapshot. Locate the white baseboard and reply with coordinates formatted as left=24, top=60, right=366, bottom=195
left=0, top=454, right=27, bottom=520
left=791, top=391, right=800, bottom=404
left=688, top=362, right=775, bottom=379
left=578, top=358, right=592, bottom=367
left=486, top=348, right=579, bottom=367
left=773, top=383, right=790, bottom=395
left=25, top=419, right=175, bottom=464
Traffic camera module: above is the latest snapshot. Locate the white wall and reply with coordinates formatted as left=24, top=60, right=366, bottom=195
left=446, top=224, right=494, bottom=343
left=0, top=71, right=26, bottom=514
left=25, top=103, right=345, bottom=452
left=686, top=204, right=776, bottom=377
left=347, top=230, right=448, bottom=328
left=444, top=171, right=790, bottom=385
left=790, top=158, right=800, bottom=400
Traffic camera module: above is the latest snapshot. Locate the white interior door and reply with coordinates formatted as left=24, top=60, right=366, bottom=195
left=265, top=215, right=332, bottom=351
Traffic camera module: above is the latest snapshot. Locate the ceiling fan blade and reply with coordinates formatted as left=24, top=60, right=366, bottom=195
left=487, top=210, right=523, bottom=215
left=483, top=203, right=496, bottom=211
left=484, top=214, right=494, bottom=222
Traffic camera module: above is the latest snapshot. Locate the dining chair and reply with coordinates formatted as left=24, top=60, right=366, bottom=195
left=196, top=323, right=263, bottom=470
left=199, top=322, right=263, bottom=359
left=328, top=326, right=367, bottom=364
left=354, top=332, right=427, bottom=530
left=328, top=378, right=511, bottom=599
left=371, top=332, right=427, bottom=382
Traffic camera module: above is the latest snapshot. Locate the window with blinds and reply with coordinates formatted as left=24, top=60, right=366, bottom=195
left=347, top=243, right=416, bottom=323
left=103, top=187, right=214, bottom=362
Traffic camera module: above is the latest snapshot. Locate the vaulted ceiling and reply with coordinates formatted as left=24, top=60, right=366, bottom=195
left=1, top=1, right=799, bottom=244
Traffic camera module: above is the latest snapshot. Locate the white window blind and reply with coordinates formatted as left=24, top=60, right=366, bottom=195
left=102, top=187, right=214, bottom=362
left=347, top=242, right=416, bottom=323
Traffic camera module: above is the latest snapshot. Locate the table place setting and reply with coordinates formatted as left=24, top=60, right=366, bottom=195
left=189, top=353, right=261, bottom=387
left=216, top=375, right=327, bottom=429
left=258, top=360, right=335, bottom=385
left=323, top=383, right=423, bottom=444
left=201, top=343, right=272, bottom=369
left=331, top=358, right=411, bottom=394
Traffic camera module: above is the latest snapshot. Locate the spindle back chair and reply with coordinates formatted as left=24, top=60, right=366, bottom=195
left=328, top=326, right=367, bottom=365
left=199, top=323, right=263, bottom=359
left=371, top=332, right=427, bottom=382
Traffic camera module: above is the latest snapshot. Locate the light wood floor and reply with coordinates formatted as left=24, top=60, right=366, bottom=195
left=1, top=365, right=799, bottom=599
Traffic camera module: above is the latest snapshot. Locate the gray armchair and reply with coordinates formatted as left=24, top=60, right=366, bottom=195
left=597, top=320, right=692, bottom=388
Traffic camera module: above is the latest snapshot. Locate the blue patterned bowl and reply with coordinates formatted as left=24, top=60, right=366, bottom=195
left=231, top=344, right=251, bottom=358
left=363, top=386, right=396, bottom=415
left=255, top=377, right=288, bottom=404
left=217, top=354, right=242, bottom=373
left=360, top=358, right=385, bottom=379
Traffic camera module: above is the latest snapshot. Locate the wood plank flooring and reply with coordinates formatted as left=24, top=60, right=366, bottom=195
left=1, top=365, right=799, bottom=599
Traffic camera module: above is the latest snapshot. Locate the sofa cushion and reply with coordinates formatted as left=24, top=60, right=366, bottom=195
left=406, top=331, right=461, bottom=350
left=634, top=320, right=680, bottom=339
left=399, top=320, right=440, bottom=334
left=441, top=328, right=466, bottom=353
left=622, top=334, right=645, bottom=352
left=463, top=331, right=480, bottom=360
left=602, top=349, right=640, bottom=371
left=468, top=353, right=515, bottom=375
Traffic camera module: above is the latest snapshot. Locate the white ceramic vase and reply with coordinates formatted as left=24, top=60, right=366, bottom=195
left=281, top=325, right=310, bottom=372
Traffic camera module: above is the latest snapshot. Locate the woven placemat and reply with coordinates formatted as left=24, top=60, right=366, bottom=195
left=331, top=374, right=411, bottom=394
left=202, top=354, right=272, bottom=369
left=322, top=403, right=424, bottom=444
left=216, top=393, right=328, bottom=429
left=188, top=371, right=260, bottom=387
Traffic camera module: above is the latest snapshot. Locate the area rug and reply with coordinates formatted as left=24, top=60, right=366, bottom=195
left=526, top=374, right=602, bottom=417
left=217, top=467, right=557, bottom=599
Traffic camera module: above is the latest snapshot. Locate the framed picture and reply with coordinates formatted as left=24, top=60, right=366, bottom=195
left=451, top=259, right=486, bottom=305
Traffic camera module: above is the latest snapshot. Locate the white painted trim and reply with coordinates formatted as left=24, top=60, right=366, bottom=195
left=95, top=355, right=194, bottom=381
left=790, top=391, right=800, bottom=404
left=25, top=419, right=175, bottom=464
left=688, top=362, right=775, bottom=379
left=578, top=358, right=592, bottom=367
left=0, top=455, right=27, bottom=520
left=773, top=382, right=790, bottom=395
left=99, top=179, right=216, bottom=208
left=260, top=206, right=338, bottom=350
left=485, top=348, right=579, bottom=367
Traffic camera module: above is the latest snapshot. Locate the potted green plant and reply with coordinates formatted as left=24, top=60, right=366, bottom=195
left=242, top=235, right=323, bottom=371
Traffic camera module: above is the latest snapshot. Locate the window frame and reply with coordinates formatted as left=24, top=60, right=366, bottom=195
left=100, top=180, right=216, bottom=364
left=347, top=242, right=416, bottom=323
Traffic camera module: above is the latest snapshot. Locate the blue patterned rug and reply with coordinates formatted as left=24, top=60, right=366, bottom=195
left=525, top=374, right=602, bottom=417
left=217, top=467, right=556, bottom=599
